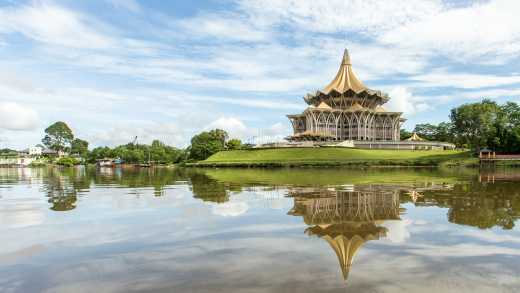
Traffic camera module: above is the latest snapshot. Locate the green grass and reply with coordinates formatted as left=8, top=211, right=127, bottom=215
left=193, top=147, right=472, bottom=167
left=197, top=167, right=477, bottom=186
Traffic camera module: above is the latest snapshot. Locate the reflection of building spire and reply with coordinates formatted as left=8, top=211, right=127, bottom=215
left=407, top=190, right=423, bottom=203
left=291, top=188, right=401, bottom=282
left=323, top=234, right=364, bottom=280
left=306, top=223, right=387, bottom=281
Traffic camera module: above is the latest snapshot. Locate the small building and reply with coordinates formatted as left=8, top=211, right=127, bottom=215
left=29, top=146, right=43, bottom=156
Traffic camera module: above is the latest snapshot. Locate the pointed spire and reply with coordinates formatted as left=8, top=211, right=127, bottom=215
left=342, top=49, right=352, bottom=65
left=323, top=48, right=366, bottom=94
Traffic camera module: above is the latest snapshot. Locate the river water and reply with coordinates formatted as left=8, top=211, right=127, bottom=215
left=1, top=167, right=519, bottom=293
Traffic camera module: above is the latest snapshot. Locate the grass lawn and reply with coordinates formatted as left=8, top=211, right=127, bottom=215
left=194, top=147, right=474, bottom=167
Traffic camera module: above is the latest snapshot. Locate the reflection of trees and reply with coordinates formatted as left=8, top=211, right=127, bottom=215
left=91, top=167, right=185, bottom=197
left=288, top=187, right=401, bottom=281
left=413, top=182, right=520, bottom=229
left=189, top=172, right=229, bottom=203
left=42, top=168, right=86, bottom=211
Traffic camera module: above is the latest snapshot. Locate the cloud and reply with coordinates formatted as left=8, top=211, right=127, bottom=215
left=205, top=117, right=290, bottom=142
left=386, top=87, right=431, bottom=116
left=410, top=70, right=520, bottom=89
left=211, top=201, right=249, bottom=217
left=0, top=2, right=113, bottom=49
left=89, top=122, right=187, bottom=147
left=178, top=14, right=269, bottom=42
left=240, top=0, right=443, bottom=35
left=0, top=102, right=39, bottom=131
left=382, top=219, right=411, bottom=243
left=206, top=117, right=249, bottom=139
left=107, top=0, right=141, bottom=13
left=380, top=0, right=520, bottom=62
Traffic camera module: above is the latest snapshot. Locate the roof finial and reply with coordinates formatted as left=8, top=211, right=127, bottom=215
left=342, top=49, right=351, bottom=65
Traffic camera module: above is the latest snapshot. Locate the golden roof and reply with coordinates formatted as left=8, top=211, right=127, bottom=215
left=405, top=132, right=426, bottom=141
left=303, top=49, right=389, bottom=105
left=375, top=106, right=386, bottom=113
left=347, top=102, right=365, bottom=112
left=323, top=49, right=367, bottom=94
left=317, top=101, right=332, bottom=109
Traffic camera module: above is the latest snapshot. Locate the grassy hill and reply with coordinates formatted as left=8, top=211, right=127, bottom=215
left=192, top=147, right=475, bottom=167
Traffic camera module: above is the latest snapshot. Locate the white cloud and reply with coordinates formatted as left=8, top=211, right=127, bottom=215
left=89, top=122, right=187, bottom=147
left=411, top=70, right=520, bottom=89
left=107, top=0, right=141, bottom=13
left=380, top=0, right=520, bottom=62
left=206, top=117, right=249, bottom=139
left=205, top=117, right=290, bottom=142
left=0, top=102, right=39, bottom=131
left=240, top=0, right=443, bottom=35
left=0, top=2, right=114, bottom=49
left=211, top=201, right=249, bottom=217
left=386, top=87, right=431, bottom=116
left=178, top=14, right=269, bottom=42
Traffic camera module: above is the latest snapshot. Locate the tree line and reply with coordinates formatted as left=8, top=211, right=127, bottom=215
left=30, top=99, right=520, bottom=165
left=401, top=99, right=520, bottom=152
left=39, top=122, right=244, bottom=164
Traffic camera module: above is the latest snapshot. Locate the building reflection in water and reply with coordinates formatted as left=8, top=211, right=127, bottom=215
left=288, top=186, right=403, bottom=281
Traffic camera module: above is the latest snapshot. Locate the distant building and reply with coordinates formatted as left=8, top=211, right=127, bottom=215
left=29, top=146, right=42, bottom=156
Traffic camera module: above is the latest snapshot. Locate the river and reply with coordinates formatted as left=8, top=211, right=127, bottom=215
left=1, top=167, right=519, bottom=292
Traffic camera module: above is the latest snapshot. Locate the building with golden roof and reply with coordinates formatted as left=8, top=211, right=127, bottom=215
left=287, top=49, right=405, bottom=141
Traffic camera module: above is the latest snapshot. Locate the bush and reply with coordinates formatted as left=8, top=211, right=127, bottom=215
left=56, top=157, right=80, bottom=167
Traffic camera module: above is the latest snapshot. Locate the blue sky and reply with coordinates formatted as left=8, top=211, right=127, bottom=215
left=1, top=0, right=520, bottom=149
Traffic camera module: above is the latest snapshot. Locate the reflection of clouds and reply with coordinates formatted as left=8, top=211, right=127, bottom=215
left=382, top=219, right=412, bottom=243
left=212, top=201, right=249, bottom=217
left=459, top=229, right=520, bottom=244
left=406, top=242, right=520, bottom=258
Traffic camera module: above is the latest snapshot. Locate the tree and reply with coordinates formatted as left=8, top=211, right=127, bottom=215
left=412, top=122, right=454, bottom=142
left=400, top=129, right=412, bottom=140
left=42, top=122, right=74, bottom=152
left=413, top=123, right=438, bottom=141
left=189, top=129, right=228, bottom=161
left=450, top=100, right=499, bottom=152
left=435, top=122, right=454, bottom=142
left=226, top=139, right=242, bottom=150
left=71, top=138, right=89, bottom=158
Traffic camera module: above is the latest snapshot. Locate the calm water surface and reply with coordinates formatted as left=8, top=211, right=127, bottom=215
left=1, top=167, right=520, bottom=293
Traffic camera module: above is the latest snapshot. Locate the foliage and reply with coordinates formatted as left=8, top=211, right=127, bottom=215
left=413, top=122, right=454, bottom=142
left=189, top=129, right=229, bottom=161
left=0, top=148, right=17, bottom=157
left=56, top=156, right=80, bottom=167
left=400, top=129, right=412, bottom=140
left=88, top=141, right=184, bottom=164
left=450, top=99, right=499, bottom=151
left=42, top=121, right=74, bottom=152
left=71, top=138, right=89, bottom=158
left=226, top=139, right=242, bottom=150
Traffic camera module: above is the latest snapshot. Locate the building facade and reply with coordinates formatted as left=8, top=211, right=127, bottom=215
left=287, top=49, right=405, bottom=141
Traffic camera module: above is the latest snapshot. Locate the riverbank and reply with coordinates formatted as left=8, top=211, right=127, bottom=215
left=189, top=148, right=476, bottom=167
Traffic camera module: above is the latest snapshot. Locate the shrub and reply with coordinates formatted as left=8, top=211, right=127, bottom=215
left=56, top=157, right=80, bottom=167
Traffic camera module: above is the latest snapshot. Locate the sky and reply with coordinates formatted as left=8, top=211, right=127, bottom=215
left=1, top=0, right=520, bottom=149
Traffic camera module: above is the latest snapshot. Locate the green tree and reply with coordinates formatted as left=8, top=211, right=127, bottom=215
left=413, top=123, right=438, bottom=141
left=400, top=129, right=412, bottom=140
left=450, top=99, right=499, bottom=151
left=71, top=138, right=89, bottom=158
left=226, top=138, right=242, bottom=150
left=189, top=129, right=228, bottom=161
left=42, top=121, right=74, bottom=152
